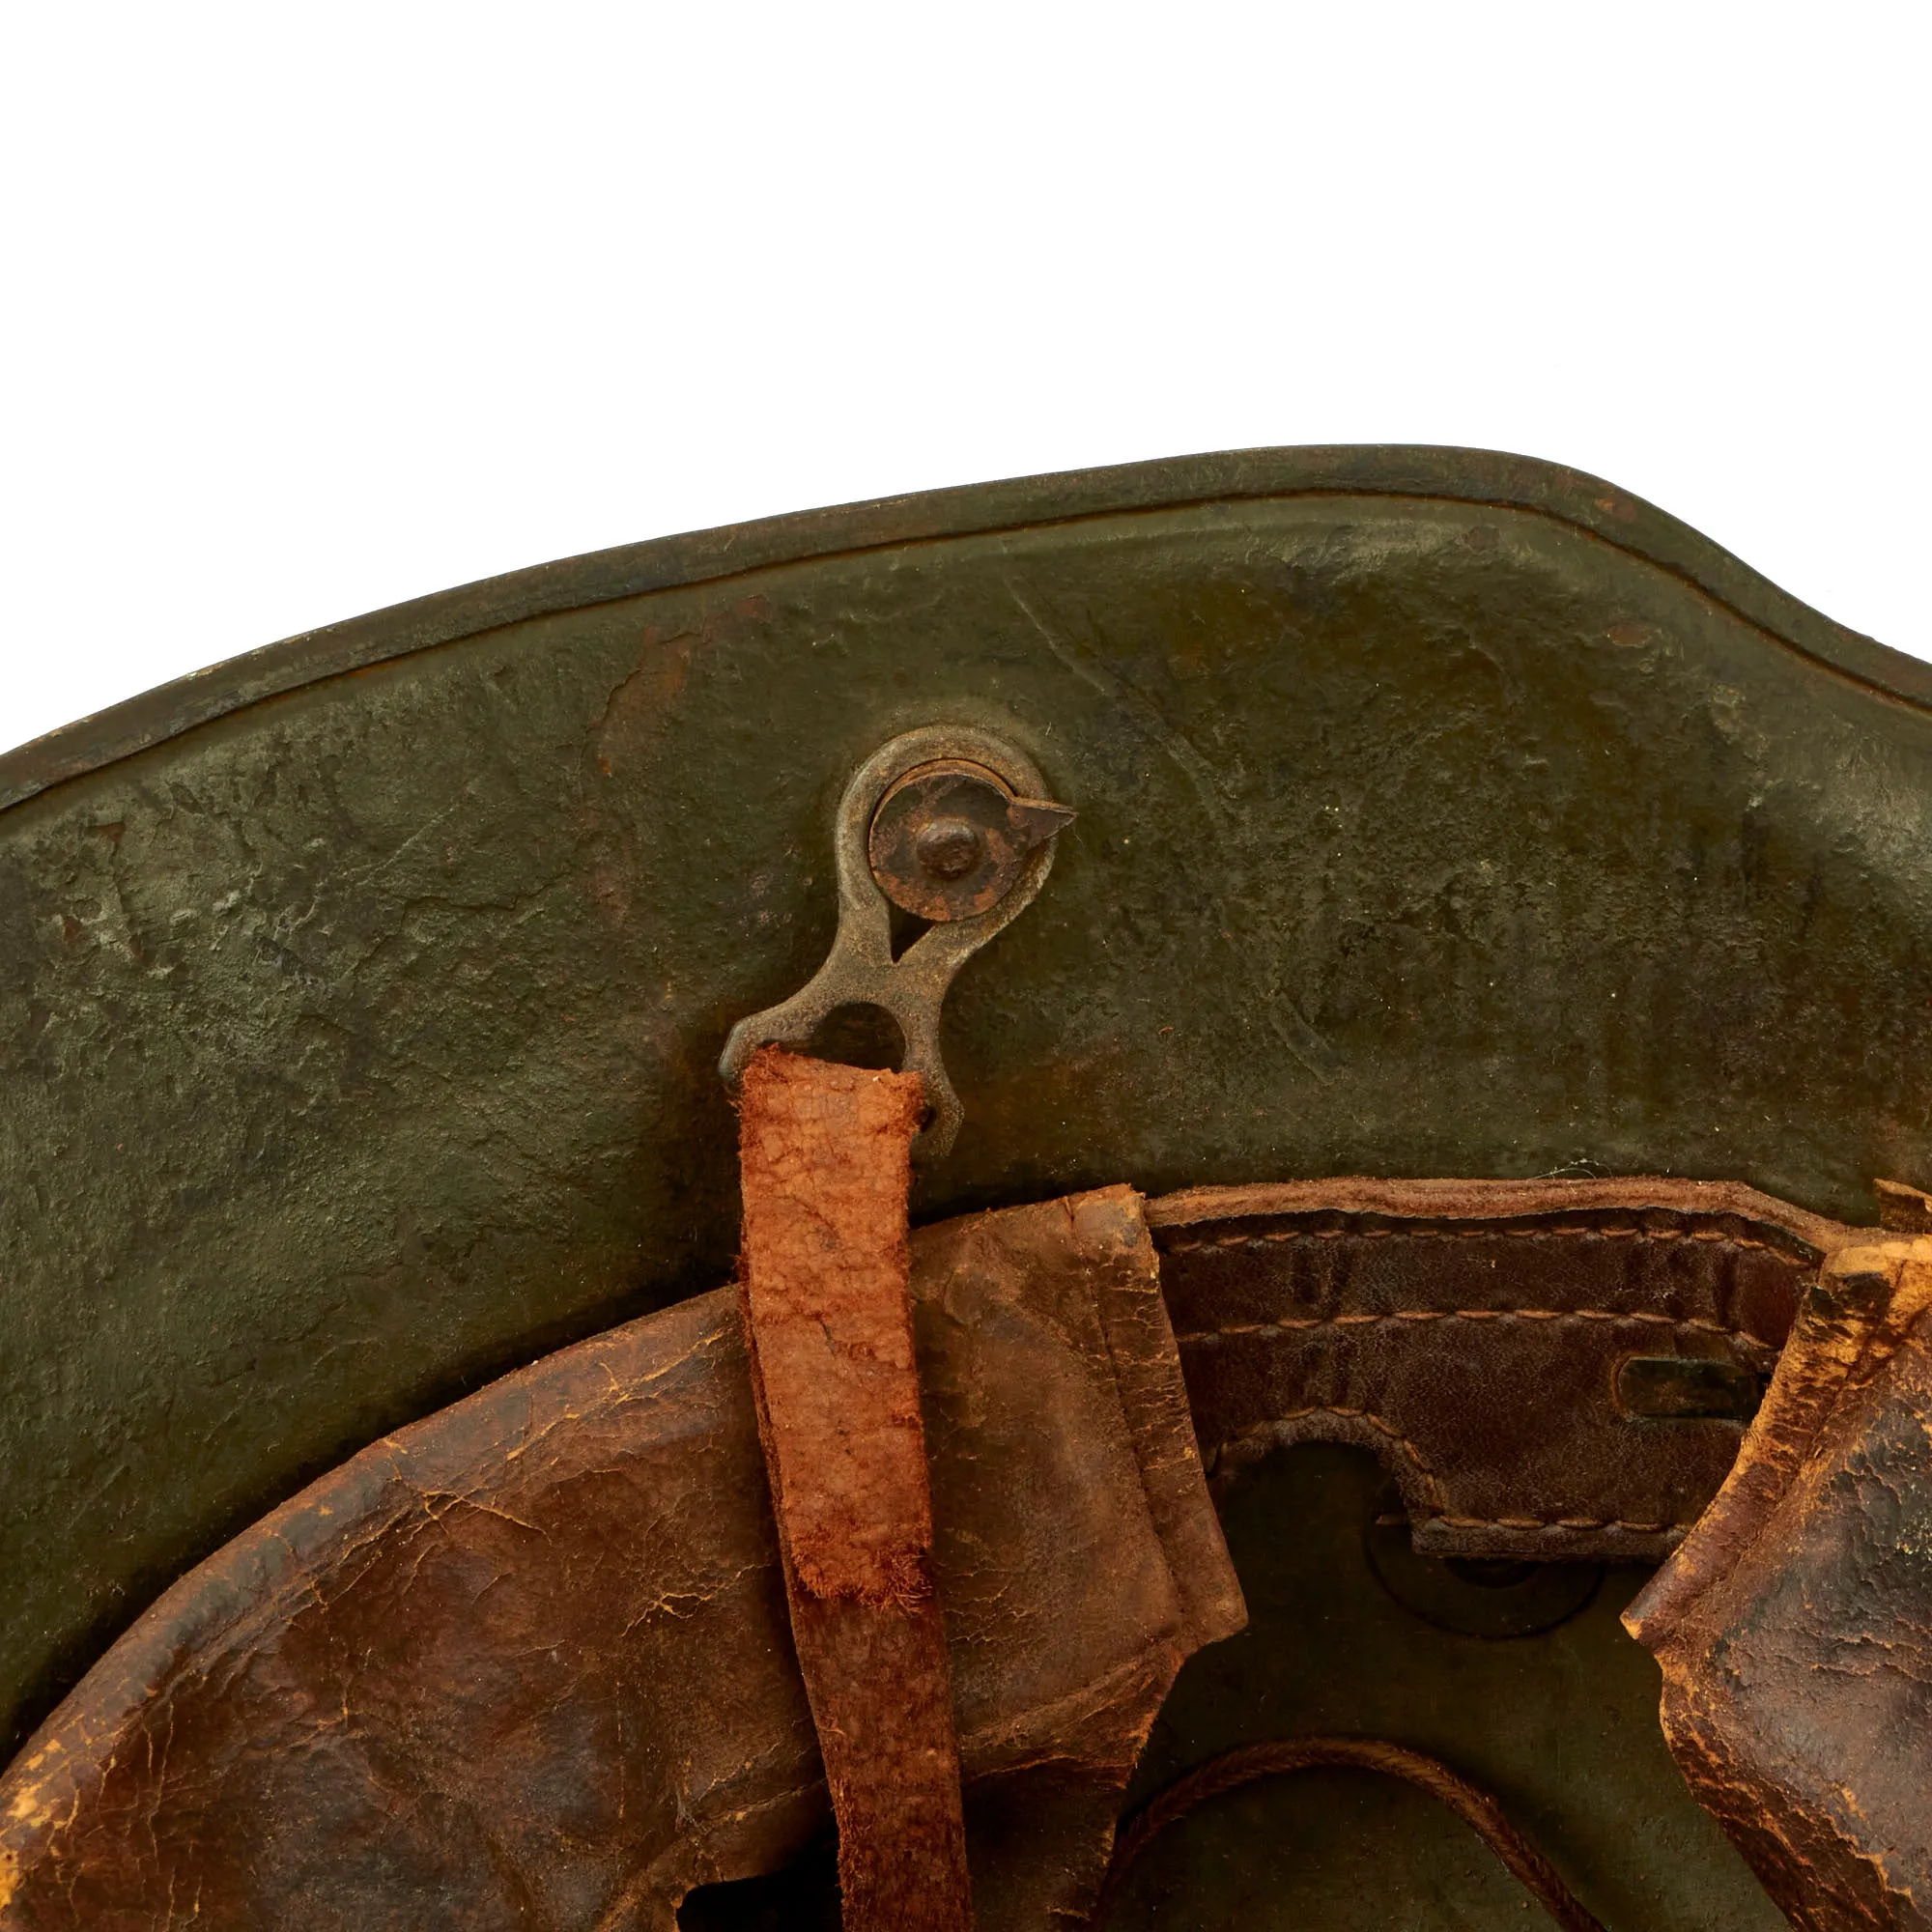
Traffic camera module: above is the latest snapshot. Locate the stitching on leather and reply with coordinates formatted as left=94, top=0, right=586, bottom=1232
left=1213, top=1415, right=1698, bottom=1535
left=1422, top=1515, right=1692, bottom=1530
left=1178, top=1310, right=1772, bottom=1343
left=1162, top=1223, right=1793, bottom=1255
left=1214, top=1409, right=1445, bottom=1506
left=1216, top=1407, right=1438, bottom=1465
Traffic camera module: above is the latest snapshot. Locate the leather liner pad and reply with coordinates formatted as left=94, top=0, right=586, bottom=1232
left=1151, top=1178, right=1857, bottom=1562
left=0, top=1187, right=1239, bottom=1932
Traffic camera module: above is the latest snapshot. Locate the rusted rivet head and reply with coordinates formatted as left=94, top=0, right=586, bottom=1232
left=868, top=759, right=1075, bottom=922
left=914, top=815, right=984, bottom=881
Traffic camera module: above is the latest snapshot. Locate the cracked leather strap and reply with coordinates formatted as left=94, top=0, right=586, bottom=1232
left=1626, top=1231, right=1932, bottom=1932
left=735, top=1047, right=974, bottom=1932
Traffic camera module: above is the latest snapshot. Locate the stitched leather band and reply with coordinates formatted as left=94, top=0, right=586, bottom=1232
left=1151, top=1178, right=1858, bottom=1562
left=1, top=1166, right=1896, bottom=1928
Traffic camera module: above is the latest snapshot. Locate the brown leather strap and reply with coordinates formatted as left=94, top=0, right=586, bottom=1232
left=736, top=1047, right=974, bottom=1932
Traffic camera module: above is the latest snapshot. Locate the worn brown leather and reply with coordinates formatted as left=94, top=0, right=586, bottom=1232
left=1625, top=1234, right=1932, bottom=1932
left=0, top=1187, right=1240, bottom=1930
left=10, top=1167, right=1915, bottom=1930
left=737, top=1050, right=972, bottom=1931
left=1151, top=1178, right=1858, bottom=1562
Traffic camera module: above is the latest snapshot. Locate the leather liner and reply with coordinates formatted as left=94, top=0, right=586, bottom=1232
left=0, top=1189, right=1239, bottom=1932
left=2, top=1174, right=1908, bottom=1930
left=1153, top=1179, right=1856, bottom=1562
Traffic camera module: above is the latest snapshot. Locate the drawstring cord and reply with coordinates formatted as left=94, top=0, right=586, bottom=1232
left=1094, top=1734, right=1606, bottom=1931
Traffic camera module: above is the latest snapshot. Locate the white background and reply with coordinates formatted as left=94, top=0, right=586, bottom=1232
left=2, top=4, right=1927, bottom=758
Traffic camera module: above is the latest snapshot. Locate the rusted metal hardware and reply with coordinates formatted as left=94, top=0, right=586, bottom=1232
left=867, top=761, right=1074, bottom=922
left=719, top=726, right=1074, bottom=1156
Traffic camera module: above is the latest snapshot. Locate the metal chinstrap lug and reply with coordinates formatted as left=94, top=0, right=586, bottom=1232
left=718, top=725, right=1074, bottom=1157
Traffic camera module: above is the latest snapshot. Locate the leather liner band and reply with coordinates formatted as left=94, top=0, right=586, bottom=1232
left=1152, top=1178, right=1854, bottom=1562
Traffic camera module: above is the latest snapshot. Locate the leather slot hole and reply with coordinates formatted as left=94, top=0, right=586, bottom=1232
left=1615, top=1355, right=1762, bottom=1423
